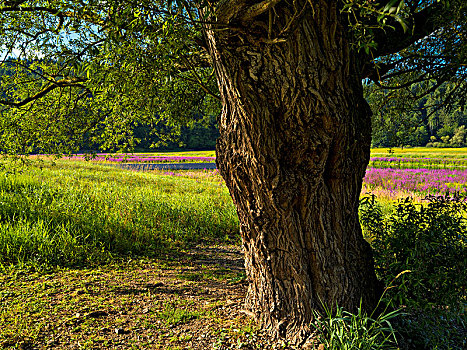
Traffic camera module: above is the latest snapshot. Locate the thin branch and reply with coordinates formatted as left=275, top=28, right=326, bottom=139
left=216, top=0, right=248, bottom=23
left=179, top=55, right=220, bottom=101
left=0, top=5, right=62, bottom=15
left=0, top=78, right=86, bottom=107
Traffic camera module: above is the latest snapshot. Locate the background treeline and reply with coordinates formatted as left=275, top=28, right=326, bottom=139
left=132, top=114, right=219, bottom=151
left=84, top=79, right=467, bottom=150
left=365, top=81, right=467, bottom=148
left=76, top=114, right=219, bottom=152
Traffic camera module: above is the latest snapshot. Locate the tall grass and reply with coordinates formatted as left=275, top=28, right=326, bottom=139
left=0, top=161, right=238, bottom=270
left=312, top=300, right=400, bottom=350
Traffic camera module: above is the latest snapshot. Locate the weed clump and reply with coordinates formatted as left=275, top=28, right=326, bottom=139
left=360, top=193, right=466, bottom=309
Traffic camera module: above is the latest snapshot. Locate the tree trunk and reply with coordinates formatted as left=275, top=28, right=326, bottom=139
left=204, top=0, right=382, bottom=345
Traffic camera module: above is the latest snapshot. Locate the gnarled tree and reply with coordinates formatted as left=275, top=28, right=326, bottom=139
left=1, top=0, right=466, bottom=345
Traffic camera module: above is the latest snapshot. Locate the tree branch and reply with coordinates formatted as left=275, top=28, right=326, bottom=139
left=0, top=78, right=86, bottom=108
left=215, top=0, right=248, bottom=23
left=372, top=2, right=445, bottom=59
left=216, top=0, right=283, bottom=24
left=241, top=0, right=282, bottom=22
left=0, top=5, right=62, bottom=15
left=0, top=3, right=104, bottom=27
left=0, top=5, right=66, bottom=32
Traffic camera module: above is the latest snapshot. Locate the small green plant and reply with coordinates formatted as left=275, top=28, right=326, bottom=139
left=157, top=302, right=201, bottom=326
left=312, top=299, right=400, bottom=350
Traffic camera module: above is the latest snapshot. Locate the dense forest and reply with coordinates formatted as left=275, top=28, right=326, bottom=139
left=365, top=81, right=467, bottom=148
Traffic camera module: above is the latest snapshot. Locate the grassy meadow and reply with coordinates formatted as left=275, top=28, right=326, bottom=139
left=0, top=160, right=237, bottom=269
left=0, top=148, right=466, bottom=349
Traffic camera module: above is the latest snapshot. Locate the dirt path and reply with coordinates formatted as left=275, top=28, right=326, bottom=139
left=0, top=245, right=292, bottom=349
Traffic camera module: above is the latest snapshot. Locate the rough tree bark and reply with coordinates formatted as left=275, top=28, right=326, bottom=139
left=204, top=0, right=382, bottom=345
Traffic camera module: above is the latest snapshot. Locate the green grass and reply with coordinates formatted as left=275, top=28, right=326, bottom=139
left=177, top=266, right=246, bottom=284
left=0, top=160, right=238, bottom=270
left=157, top=300, right=206, bottom=326
left=1, top=149, right=465, bottom=349
left=312, top=300, right=400, bottom=350
left=371, top=146, right=467, bottom=158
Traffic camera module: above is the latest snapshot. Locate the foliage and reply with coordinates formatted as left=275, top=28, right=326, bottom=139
left=395, top=308, right=467, bottom=350
left=450, top=125, right=466, bottom=147
left=0, top=0, right=221, bottom=155
left=360, top=193, right=467, bottom=349
left=0, top=1, right=465, bottom=154
left=365, top=81, right=467, bottom=148
left=360, top=193, right=467, bottom=310
left=363, top=0, right=467, bottom=148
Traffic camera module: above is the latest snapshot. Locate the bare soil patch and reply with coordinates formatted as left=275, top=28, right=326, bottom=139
left=0, top=244, right=293, bottom=349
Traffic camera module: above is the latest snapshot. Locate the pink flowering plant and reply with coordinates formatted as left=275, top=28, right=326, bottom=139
left=363, top=168, right=467, bottom=196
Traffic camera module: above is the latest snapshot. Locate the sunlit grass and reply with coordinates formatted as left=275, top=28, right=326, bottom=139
left=2, top=148, right=466, bottom=269
left=0, top=160, right=238, bottom=270
left=0, top=149, right=465, bottom=349
left=371, top=147, right=467, bottom=158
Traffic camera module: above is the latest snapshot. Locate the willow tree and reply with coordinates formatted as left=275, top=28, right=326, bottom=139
left=1, top=0, right=466, bottom=345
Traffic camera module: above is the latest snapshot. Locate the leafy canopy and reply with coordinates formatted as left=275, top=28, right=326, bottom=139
left=0, top=0, right=465, bottom=155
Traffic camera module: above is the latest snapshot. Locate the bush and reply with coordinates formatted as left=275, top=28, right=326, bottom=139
left=450, top=125, right=466, bottom=147
left=360, top=194, right=467, bottom=310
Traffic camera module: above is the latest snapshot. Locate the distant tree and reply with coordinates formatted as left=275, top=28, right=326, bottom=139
left=1, top=0, right=466, bottom=345
left=414, top=125, right=430, bottom=146
left=450, top=125, right=466, bottom=146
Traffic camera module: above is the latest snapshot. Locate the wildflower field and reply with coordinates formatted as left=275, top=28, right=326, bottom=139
left=72, top=147, right=467, bottom=202
left=364, top=148, right=467, bottom=201
left=0, top=147, right=465, bottom=349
